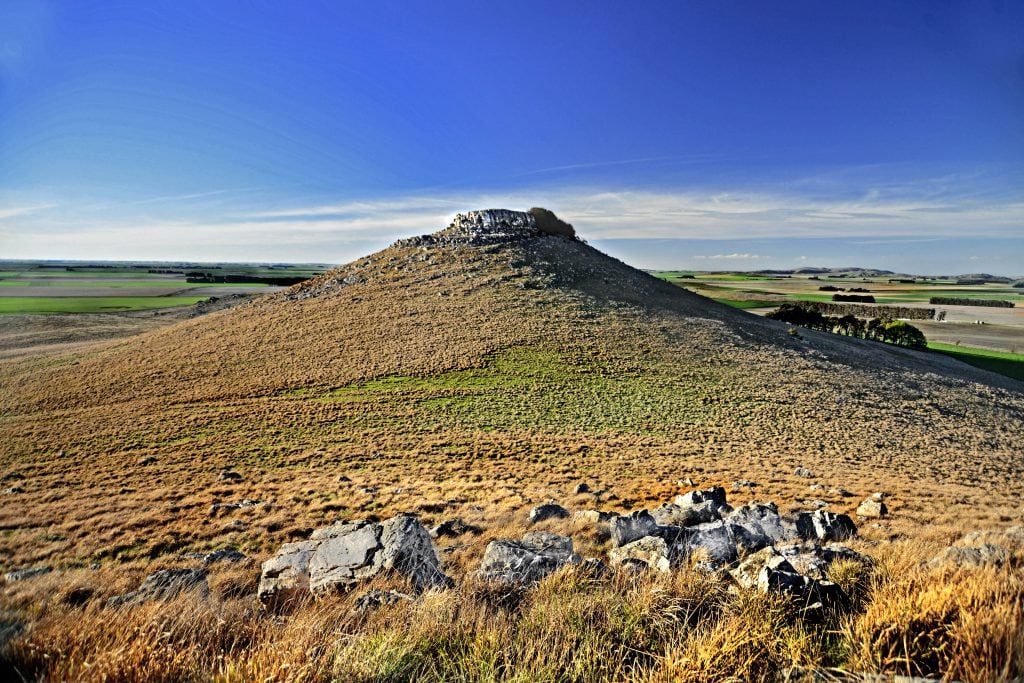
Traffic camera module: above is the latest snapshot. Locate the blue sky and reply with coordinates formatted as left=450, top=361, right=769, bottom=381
left=1, top=0, right=1022, bottom=274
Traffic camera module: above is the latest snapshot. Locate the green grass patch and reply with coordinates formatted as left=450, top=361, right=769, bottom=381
left=714, top=299, right=780, bottom=310
left=297, top=346, right=736, bottom=435
left=0, top=296, right=210, bottom=315
left=0, top=279, right=267, bottom=288
left=928, top=342, right=1024, bottom=382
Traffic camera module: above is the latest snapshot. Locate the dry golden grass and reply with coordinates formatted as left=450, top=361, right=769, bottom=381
left=1, top=231, right=1023, bottom=680
left=4, top=545, right=1021, bottom=682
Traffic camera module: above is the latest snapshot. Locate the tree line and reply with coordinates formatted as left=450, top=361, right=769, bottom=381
left=767, top=303, right=927, bottom=349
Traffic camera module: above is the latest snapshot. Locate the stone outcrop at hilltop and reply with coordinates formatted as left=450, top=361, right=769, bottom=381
left=393, top=208, right=576, bottom=248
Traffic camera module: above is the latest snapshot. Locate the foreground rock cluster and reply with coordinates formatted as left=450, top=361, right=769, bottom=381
left=252, top=485, right=876, bottom=612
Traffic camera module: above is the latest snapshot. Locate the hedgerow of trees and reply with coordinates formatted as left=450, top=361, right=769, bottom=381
left=928, top=297, right=1014, bottom=308
left=768, top=303, right=927, bottom=349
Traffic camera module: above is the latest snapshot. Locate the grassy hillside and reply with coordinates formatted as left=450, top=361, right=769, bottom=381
left=1, top=223, right=1022, bottom=681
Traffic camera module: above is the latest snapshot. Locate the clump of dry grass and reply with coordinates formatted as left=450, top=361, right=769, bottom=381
left=843, top=549, right=1024, bottom=682
left=3, top=545, right=1023, bottom=682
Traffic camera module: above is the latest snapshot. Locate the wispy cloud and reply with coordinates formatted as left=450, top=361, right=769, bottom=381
left=513, top=155, right=719, bottom=177
left=3, top=170, right=1022, bottom=267
left=692, top=253, right=764, bottom=260
left=0, top=204, right=53, bottom=220
left=129, top=189, right=245, bottom=205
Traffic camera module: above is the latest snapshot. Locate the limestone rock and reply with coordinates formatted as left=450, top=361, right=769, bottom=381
left=528, top=503, right=570, bottom=524
left=609, top=535, right=672, bottom=573
left=3, top=566, right=51, bottom=582
left=572, top=509, right=618, bottom=525
left=258, top=539, right=319, bottom=606
left=353, top=588, right=414, bottom=613
left=310, top=516, right=451, bottom=596
left=730, top=546, right=794, bottom=589
left=259, top=515, right=451, bottom=607
left=776, top=543, right=871, bottom=579
left=930, top=543, right=1009, bottom=568
left=796, top=510, right=857, bottom=542
left=183, top=549, right=246, bottom=566
left=684, top=520, right=738, bottom=566
left=107, top=568, right=209, bottom=607
left=673, top=486, right=727, bottom=510
left=650, top=501, right=720, bottom=527
left=758, top=566, right=846, bottom=609
left=430, top=518, right=481, bottom=538
left=856, top=498, right=888, bottom=519
left=727, top=502, right=794, bottom=553
left=609, top=510, right=658, bottom=547
left=478, top=531, right=580, bottom=583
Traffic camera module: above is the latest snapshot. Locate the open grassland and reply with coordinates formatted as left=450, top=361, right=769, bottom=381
left=1, top=240, right=1023, bottom=681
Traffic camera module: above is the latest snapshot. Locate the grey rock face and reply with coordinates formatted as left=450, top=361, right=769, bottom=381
left=609, top=510, right=658, bottom=547
left=794, top=467, right=815, bottom=478
left=930, top=543, right=1010, bottom=568
left=258, top=539, right=319, bottom=606
left=796, top=510, right=857, bottom=542
left=856, top=498, right=888, bottom=518
left=673, top=486, right=727, bottom=510
left=107, top=568, right=209, bottom=607
left=3, top=566, right=52, bottom=582
left=758, top=565, right=845, bottom=608
left=430, top=518, right=480, bottom=538
left=528, top=503, right=570, bottom=524
left=310, top=516, right=451, bottom=596
left=259, top=515, right=451, bottom=607
left=609, top=535, right=672, bottom=573
left=650, top=501, right=721, bottom=527
left=183, top=549, right=246, bottom=566
left=775, top=543, right=871, bottom=579
left=730, top=546, right=795, bottom=589
left=478, top=531, right=580, bottom=583
left=572, top=509, right=618, bottom=525
left=684, top=521, right=738, bottom=566
left=727, top=502, right=794, bottom=553
left=354, top=588, right=414, bottom=613
left=393, top=210, right=542, bottom=249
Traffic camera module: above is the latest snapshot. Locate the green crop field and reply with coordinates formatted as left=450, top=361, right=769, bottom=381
left=0, top=279, right=266, bottom=289
left=0, top=296, right=211, bottom=315
left=928, top=342, right=1024, bottom=382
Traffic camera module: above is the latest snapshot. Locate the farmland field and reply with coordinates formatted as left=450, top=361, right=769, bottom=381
left=0, top=261, right=328, bottom=357
left=655, top=271, right=1024, bottom=372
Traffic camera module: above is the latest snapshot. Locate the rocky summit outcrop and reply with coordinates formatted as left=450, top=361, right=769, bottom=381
left=258, top=514, right=451, bottom=607
left=392, top=208, right=576, bottom=249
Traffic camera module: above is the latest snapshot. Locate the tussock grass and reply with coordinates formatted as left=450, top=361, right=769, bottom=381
left=2, top=235, right=1023, bottom=681
left=4, top=550, right=1021, bottom=682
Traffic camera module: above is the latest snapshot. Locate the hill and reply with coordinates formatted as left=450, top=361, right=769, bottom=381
left=1, top=209, right=1023, bottom=681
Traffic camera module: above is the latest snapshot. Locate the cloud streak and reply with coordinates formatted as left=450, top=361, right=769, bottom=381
left=2, top=175, right=1022, bottom=267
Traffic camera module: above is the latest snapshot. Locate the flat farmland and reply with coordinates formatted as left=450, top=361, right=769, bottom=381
left=655, top=271, right=1024, bottom=380
left=0, top=261, right=327, bottom=357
